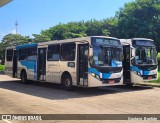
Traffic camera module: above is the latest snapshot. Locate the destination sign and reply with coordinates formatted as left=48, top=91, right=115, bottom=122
left=133, top=40, right=155, bottom=46
left=91, top=38, right=120, bottom=46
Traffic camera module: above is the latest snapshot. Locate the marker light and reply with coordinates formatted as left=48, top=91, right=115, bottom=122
left=91, top=73, right=95, bottom=77
left=96, top=75, right=100, bottom=80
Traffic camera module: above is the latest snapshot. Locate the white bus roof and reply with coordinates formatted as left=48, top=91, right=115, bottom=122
left=131, top=38, right=154, bottom=41
left=6, top=46, right=15, bottom=50
left=0, top=0, right=12, bottom=7
left=91, top=36, right=119, bottom=40
left=38, top=36, right=120, bottom=46
left=6, top=36, right=120, bottom=48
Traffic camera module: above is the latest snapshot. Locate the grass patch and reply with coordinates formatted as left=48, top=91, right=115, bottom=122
left=157, top=53, right=160, bottom=60
left=151, top=53, right=160, bottom=83
left=0, top=64, right=5, bottom=71
left=151, top=71, right=160, bottom=83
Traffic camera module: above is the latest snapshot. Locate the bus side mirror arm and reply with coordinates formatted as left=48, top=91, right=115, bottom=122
left=89, top=47, right=93, bottom=57
left=131, top=47, right=135, bottom=58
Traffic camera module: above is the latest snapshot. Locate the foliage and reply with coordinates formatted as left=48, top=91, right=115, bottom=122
left=33, top=0, right=160, bottom=49
left=0, top=64, right=5, bottom=71
left=32, top=34, right=50, bottom=43
left=157, top=52, right=160, bottom=63
left=150, top=53, right=160, bottom=83
left=41, top=22, right=87, bottom=40
left=1, top=0, right=160, bottom=63
left=116, top=0, right=160, bottom=52
left=0, top=34, right=31, bottom=63
left=36, top=20, right=113, bottom=41
left=1, top=33, right=31, bottom=46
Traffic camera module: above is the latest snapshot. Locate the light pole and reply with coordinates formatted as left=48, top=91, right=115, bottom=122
left=15, top=20, right=18, bottom=34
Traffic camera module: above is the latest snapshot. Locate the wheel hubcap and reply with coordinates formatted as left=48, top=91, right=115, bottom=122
left=65, top=79, right=71, bottom=87
left=22, top=74, right=26, bottom=82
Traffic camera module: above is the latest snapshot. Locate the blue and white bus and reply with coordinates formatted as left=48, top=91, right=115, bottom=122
left=5, top=36, right=123, bottom=90
left=121, top=38, right=158, bottom=85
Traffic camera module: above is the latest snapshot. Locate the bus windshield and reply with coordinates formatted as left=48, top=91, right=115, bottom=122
left=92, top=46, right=122, bottom=67
left=134, top=47, right=157, bottom=65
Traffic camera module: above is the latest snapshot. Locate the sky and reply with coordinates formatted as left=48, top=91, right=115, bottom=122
left=0, top=0, right=134, bottom=41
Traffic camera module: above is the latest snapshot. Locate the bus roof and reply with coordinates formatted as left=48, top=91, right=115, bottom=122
left=6, top=36, right=120, bottom=48
left=90, top=36, right=119, bottom=40
left=132, top=38, right=154, bottom=42
left=6, top=46, right=15, bottom=50
left=16, top=43, right=37, bottom=50
left=0, top=0, right=12, bottom=8
left=38, top=36, right=119, bottom=46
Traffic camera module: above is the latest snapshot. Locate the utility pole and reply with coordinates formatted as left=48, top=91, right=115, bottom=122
left=15, top=20, right=18, bottom=34
left=15, top=20, right=18, bottom=45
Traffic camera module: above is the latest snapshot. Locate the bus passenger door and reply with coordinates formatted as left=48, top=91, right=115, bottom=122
left=37, top=48, right=46, bottom=81
left=123, top=45, right=131, bottom=84
left=13, top=50, right=18, bottom=77
left=77, top=44, right=89, bottom=86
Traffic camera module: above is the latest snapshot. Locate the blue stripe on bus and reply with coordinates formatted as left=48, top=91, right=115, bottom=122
left=88, top=68, right=100, bottom=75
left=20, top=61, right=37, bottom=80
left=102, top=73, right=111, bottom=79
left=16, top=43, right=38, bottom=50
left=20, top=61, right=36, bottom=70
left=130, top=66, right=150, bottom=75
left=143, top=70, right=150, bottom=75
left=34, top=61, right=37, bottom=80
left=130, top=66, right=140, bottom=73
left=88, top=68, right=111, bottom=79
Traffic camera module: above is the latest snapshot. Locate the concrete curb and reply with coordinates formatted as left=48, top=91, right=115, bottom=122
left=135, top=82, right=160, bottom=88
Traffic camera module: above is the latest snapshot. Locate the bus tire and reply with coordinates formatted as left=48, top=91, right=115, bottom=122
left=126, top=83, right=133, bottom=87
left=21, top=71, right=28, bottom=84
left=62, top=74, right=73, bottom=91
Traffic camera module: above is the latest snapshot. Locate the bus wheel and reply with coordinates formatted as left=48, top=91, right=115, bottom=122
left=21, top=71, right=28, bottom=84
left=126, top=83, right=133, bottom=87
left=62, top=74, right=73, bottom=91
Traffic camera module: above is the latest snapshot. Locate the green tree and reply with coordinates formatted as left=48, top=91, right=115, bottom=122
left=0, top=34, right=31, bottom=63
left=37, top=19, right=113, bottom=41
left=32, top=34, right=50, bottom=43
left=102, top=18, right=118, bottom=37
left=40, top=21, right=87, bottom=40
left=116, top=0, right=160, bottom=51
left=85, top=19, right=104, bottom=36
left=1, top=33, right=31, bottom=46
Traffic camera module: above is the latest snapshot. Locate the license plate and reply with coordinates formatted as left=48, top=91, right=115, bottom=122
left=109, top=80, right=115, bottom=84
left=148, top=76, right=152, bottom=80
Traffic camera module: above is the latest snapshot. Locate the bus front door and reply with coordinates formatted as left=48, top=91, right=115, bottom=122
left=13, top=50, right=18, bottom=77
left=37, top=48, right=46, bottom=81
left=77, top=44, right=89, bottom=86
left=123, top=45, right=131, bottom=84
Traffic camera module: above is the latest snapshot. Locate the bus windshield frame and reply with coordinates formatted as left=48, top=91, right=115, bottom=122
left=91, top=37, right=123, bottom=67
left=134, top=46, right=157, bottom=66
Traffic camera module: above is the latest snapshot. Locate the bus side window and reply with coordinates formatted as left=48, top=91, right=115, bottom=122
left=61, top=43, right=76, bottom=61
left=6, top=49, right=13, bottom=61
left=27, top=47, right=37, bottom=61
left=47, top=44, right=60, bottom=61
left=19, top=48, right=28, bottom=60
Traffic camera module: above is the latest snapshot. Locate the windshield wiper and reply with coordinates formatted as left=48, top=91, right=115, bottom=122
left=100, top=45, right=115, bottom=49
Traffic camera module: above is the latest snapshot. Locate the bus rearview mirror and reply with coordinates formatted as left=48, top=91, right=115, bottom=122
left=131, top=47, right=135, bottom=57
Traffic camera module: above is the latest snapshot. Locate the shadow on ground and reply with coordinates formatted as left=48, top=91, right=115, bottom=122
left=0, top=80, right=153, bottom=100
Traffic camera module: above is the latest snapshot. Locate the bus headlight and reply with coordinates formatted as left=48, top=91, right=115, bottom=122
left=137, top=72, right=141, bottom=76
left=100, top=73, right=102, bottom=78
left=140, top=70, right=143, bottom=75
left=155, top=74, right=157, bottom=78
left=91, top=73, right=95, bottom=77
left=96, top=75, right=100, bottom=80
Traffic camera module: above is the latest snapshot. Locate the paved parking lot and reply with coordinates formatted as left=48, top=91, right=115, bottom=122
left=0, top=75, right=160, bottom=123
